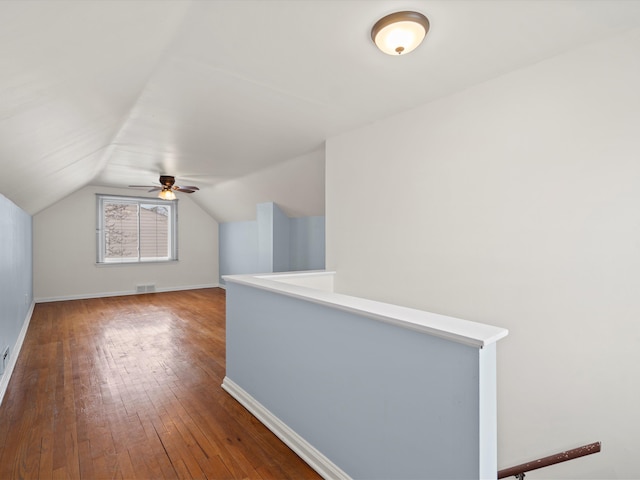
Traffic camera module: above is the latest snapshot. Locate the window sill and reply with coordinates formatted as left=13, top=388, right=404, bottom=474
left=95, top=260, right=179, bottom=267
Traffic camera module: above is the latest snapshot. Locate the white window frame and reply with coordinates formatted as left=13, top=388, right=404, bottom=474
left=96, top=194, right=178, bottom=264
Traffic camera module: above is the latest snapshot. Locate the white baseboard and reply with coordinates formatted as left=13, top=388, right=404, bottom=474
left=0, top=301, right=35, bottom=407
left=155, top=283, right=220, bottom=293
left=221, top=376, right=350, bottom=480
left=35, top=283, right=221, bottom=303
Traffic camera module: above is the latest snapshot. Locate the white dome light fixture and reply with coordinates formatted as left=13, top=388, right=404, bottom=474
left=371, top=11, right=430, bottom=55
left=158, top=188, right=176, bottom=200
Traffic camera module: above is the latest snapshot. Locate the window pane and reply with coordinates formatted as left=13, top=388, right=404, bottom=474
left=139, top=204, right=170, bottom=259
left=104, top=202, right=138, bottom=260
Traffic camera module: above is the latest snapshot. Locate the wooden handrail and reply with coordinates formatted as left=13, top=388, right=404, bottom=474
left=498, top=441, right=601, bottom=479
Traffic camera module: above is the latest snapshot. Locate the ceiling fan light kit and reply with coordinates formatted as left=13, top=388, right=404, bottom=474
left=371, top=11, right=430, bottom=55
left=158, top=189, right=177, bottom=200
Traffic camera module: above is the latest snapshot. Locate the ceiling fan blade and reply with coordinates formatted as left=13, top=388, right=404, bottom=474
left=129, top=177, right=199, bottom=194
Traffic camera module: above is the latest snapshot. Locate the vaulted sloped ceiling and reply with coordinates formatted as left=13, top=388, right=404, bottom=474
left=3, top=1, right=640, bottom=220
left=0, top=1, right=191, bottom=215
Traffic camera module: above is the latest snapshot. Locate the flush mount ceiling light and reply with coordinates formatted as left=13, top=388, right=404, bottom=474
left=371, top=11, right=430, bottom=55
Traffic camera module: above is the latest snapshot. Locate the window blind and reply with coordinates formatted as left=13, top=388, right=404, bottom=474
left=96, top=195, right=177, bottom=263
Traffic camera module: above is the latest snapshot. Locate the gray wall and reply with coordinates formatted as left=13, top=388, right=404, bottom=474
left=257, top=202, right=275, bottom=273
left=219, top=220, right=259, bottom=279
left=272, top=203, right=291, bottom=273
left=290, top=216, right=325, bottom=271
left=226, top=281, right=497, bottom=479
left=219, top=202, right=325, bottom=284
left=0, top=194, right=32, bottom=386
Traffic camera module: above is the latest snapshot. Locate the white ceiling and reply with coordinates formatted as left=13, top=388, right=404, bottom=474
left=3, top=0, right=640, bottom=220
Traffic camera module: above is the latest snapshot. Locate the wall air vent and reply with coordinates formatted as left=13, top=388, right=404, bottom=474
left=136, top=284, right=156, bottom=294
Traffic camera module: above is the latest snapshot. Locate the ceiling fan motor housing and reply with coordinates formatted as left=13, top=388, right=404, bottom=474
left=159, top=175, right=176, bottom=188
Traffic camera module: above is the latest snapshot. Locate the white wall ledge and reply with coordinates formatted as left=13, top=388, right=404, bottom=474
left=223, top=271, right=508, bottom=348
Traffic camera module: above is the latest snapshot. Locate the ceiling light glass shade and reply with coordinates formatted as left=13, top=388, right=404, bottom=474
left=371, top=11, right=430, bottom=55
left=158, top=189, right=176, bottom=200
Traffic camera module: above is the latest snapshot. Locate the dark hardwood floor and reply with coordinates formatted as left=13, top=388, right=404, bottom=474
left=0, top=288, right=321, bottom=479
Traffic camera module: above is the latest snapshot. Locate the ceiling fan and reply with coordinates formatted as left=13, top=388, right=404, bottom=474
left=129, top=175, right=199, bottom=200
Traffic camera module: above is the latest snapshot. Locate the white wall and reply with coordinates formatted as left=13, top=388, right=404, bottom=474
left=34, top=186, right=218, bottom=301
left=195, top=147, right=326, bottom=222
left=326, top=29, right=640, bottom=479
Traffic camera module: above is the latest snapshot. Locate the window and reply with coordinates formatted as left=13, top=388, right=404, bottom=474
left=96, top=194, right=178, bottom=264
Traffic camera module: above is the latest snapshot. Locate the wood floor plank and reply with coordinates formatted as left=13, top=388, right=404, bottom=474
left=0, top=289, right=321, bottom=479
